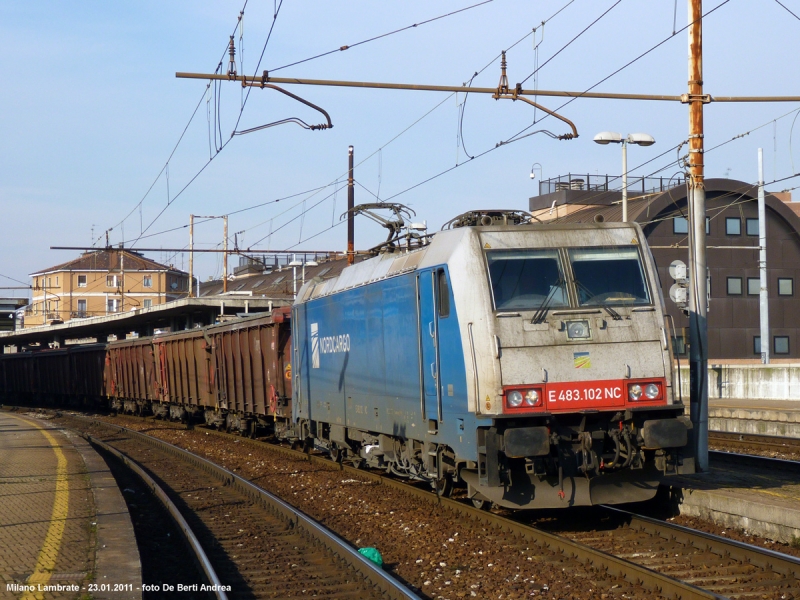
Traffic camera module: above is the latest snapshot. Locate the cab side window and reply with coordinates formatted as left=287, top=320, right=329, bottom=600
left=437, top=269, right=450, bottom=318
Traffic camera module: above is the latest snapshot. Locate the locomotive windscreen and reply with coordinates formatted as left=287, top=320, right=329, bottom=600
left=486, top=249, right=568, bottom=310
left=569, top=246, right=650, bottom=306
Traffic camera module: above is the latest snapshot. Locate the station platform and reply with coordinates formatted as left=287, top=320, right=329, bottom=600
left=665, top=455, right=800, bottom=545
left=661, top=397, right=800, bottom=545
left=0, top=411, right=141, bottom=599
left=708, top=396, right=800, bottom=437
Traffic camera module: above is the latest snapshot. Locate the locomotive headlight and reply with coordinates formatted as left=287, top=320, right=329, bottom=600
left=524, top=390, right=541, bottom=406
left=628, top=383, right=643, bottom=401
left=644, top=383, right=660, bottom=399
left=566, top=320, right=591, bottom=340
left=507, top=390, right=524, bottom=407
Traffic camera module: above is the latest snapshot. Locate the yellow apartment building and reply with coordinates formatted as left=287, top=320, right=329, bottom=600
left=25, top=249, right=192, bottom=327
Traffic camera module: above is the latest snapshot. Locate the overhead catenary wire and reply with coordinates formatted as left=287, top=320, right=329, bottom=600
left=518, top=0, right=624, bottom=86
left=459, top=0, right=578, bottom=159
left=505, top=0, right=733, bottom=145
left=774, top=0, right=800, bottom=21
left=267, top=0, right=496, bottom=74
left=130, top=1, right=286, bottom=247
left=229, top=0, right=575, bottom=247
left=0, top=272, right=31, bottom=287
left=109, top=0, right=251, bottom=246
left=124, top=0, right=595, bottom=252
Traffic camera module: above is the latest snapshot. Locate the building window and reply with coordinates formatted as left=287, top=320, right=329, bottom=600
left=775, top=336, right=790, bottom=355
left=47, top=277, right=52, bottom=288
left=671, top=335, right=687, bottom=356
left=107, top=275, right=119, bottom=287
left=778, top=278, right=793, bottom=296
left=55, top=276, right=59, bottom=287
left=746, top=218, right=759, bottom=236
left=726, top=217, right=741, bottom=235
left=143, top=275, right=153, bottom=288
left=754, top=336, right=761, bottom=355
left=107, top=298, right=120, bottom=313
left=726, top=277, right=742, bottom=295
left=77, top=275, right=87, bottom=287
left=77, top=299, right=87, bottom=317
left=747, top=278, right=760, bottom=295
left=143, top=299, right=152, bottom=309
left=672, top=216, right=710, bottom=235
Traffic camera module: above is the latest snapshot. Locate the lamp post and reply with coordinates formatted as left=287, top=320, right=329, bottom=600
left=289, top=256, right=319, bottom=297
left=593, top=132, right=655, bottom=222
left=529, top=162, right=543, bottom=180
left=289, top=255, right=301, bottom=297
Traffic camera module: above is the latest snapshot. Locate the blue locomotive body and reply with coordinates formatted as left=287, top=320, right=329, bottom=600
left=292, top=220, right=694, bottom=509
left=293, top=267, right=478, bottom=463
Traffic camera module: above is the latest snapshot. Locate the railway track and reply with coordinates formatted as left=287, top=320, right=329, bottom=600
left=709, top=431, right=800, bottom=458
left=48, top=412, right=699, bottom=599
left=61, top=410, right=800, bottom=600
left=70, top=416, right=420, bottom=600
left=31, top=408, right=800, bottom=599
left=551, top=506, right=800, bottom=598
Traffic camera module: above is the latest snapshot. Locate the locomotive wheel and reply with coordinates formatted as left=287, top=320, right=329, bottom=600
left=433, top=475, right=453, bottom=498
left=470, top=495, right=492, bottom=511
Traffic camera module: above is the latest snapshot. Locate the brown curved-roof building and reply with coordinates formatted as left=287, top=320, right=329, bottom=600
left=530, top=177, right=800, bottom=360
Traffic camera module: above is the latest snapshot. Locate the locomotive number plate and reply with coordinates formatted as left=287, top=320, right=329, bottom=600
left=546, top=380, right=625, bottom=410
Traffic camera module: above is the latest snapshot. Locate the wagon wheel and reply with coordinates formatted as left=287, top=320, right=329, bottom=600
left=329, top=443, right=343, bottom=464
left=433, top=474, right=454, bottom=498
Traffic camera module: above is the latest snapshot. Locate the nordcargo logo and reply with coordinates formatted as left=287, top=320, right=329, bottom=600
left=310, top=323, right=350, bottom=369
left=311, top=323, right=320, bottom=369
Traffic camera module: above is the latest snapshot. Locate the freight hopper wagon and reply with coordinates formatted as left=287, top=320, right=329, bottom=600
left=0, top=343, right=105, bottom=407
left=292, top=218, right=694, bottom=509
left=103, top=308, right=292, bottom=435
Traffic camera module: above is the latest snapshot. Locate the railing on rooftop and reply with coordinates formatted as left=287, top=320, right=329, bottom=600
left=538, top=174, right=684, bottom=196
left=236, top=251, right=338, bottom=272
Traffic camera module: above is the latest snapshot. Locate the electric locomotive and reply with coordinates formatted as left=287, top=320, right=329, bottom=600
left=292, top=210, right=693, bottom=509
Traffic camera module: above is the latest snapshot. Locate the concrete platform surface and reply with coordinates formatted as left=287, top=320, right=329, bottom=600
left=0, top=412, right=141, bottom=599
left=666, top=457, right=800, bottom=544
left=708, top=396, right=800, bottom=437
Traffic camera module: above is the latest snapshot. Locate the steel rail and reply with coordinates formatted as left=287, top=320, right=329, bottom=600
left=178, top=424, right=717, bottom=600
left=85, top=434, right=228, bottom=600
left=93, top=421, right=422, bottom=600
left=709, top=431, right=800, bottom=455
left=605, top=505, right=800, bottom=578
left=709, top=448, right=800, bottom=474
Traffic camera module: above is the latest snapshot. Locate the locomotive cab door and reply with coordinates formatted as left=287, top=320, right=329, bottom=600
left=417, top=269, right=443, bottom=425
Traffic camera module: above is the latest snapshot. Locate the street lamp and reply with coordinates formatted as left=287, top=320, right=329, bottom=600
left=529, top=162, right=543, bottom=180
left=289, top=256, right=319, bottom=297
left=593, top=132, right=655, bottom=222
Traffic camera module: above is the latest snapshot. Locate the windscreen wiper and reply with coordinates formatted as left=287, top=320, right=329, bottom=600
left=531, top=277, right=565, bottom=325
left=573, top=279, right=623, bottom=321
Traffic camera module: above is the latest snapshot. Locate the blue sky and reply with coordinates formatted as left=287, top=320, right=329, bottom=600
left=1, top=0, right=799, bottom=292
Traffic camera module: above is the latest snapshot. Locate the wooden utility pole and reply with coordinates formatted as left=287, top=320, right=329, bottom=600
left=189, top=214, right=194, bottom=298
left=686, top=0, right=709, bottom=472
left=347, top=145, right=355, bottom=265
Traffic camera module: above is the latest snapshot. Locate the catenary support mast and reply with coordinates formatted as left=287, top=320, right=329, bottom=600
left=687, top=0, right=708, bottom=472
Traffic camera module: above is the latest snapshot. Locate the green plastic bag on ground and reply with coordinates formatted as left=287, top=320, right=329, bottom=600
left=358, top=547, right=383, bottom=567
